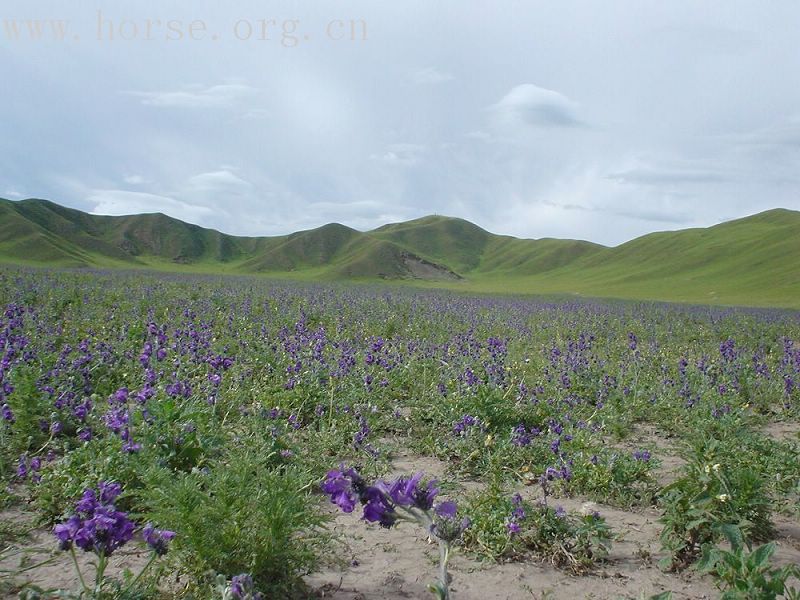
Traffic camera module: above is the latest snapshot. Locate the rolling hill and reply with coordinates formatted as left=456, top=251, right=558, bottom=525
left=1, top=198, right=798, bottom=308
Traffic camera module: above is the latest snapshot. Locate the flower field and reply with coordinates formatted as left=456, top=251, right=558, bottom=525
left=1, top=268, right=799, bottom=599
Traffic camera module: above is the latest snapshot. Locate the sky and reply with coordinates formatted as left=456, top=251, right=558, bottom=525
left=1, top=1, right=799, bottom=246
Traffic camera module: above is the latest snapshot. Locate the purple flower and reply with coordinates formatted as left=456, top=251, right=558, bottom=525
left=453, top=414, right=482, bottom=436
left=383, top=472, right=439, bottom=511
left=362, top=491, right=397, bottom=528
left=16, top=454, right=27, bottom=479
left=53, top=483, right=134, bottom=556
left=54, top=515, right=81, bottom=550
left=142, top=523, right=176, bottom=556
left=230, top=574, right=251, bottom=598
left=122, top=437, right=142, bottom=453
left=507, top=520, right=522, bottom=535
left=435, top=501, right=458, bottom=519
left=431, top=501, right=469, bottom=542
left=110, top=388, right=129, bottom=405
left=230, top=573, right=262, bottom=599
left=511, top=493, right=526, bottom=520
left=98, top=481, right=122, bottom=503
left=104, top=407, right=129, bottom=433
left=321, top=468, right=360, bottom=513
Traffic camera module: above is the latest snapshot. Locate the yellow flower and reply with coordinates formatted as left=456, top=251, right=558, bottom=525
left=716, top=494, right=730, bottom=503
left=484, top=434, right=494, bottom=447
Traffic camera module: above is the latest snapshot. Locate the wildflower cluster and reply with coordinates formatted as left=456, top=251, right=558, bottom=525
left=53, top=481, right=134, bottom=556
left=321, top=467, right=442, bottom=529
left=52, top=481, right=175, bottom=596
left=231, top=573, right=263, bottom=600
left=322, top=466, right=468, bottom=599
left=506, top=493, right=526, bottom=535
left=452, top=414, right=484, bottom=436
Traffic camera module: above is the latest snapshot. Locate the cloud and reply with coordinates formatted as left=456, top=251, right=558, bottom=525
left=6, top=2, right=800, bottom=246
left=4, top=190, right=23, bottom=199
left=186, top=169, right=253, bottom=192
left=370, top=143, right=426, bottom=166
left=488, top=84, right=585, bottom=128
left=725, top=117, right=800, bottom=149
left=411, top=67, right=455, bottom=85
left=239, top=109, right=271, bottom=121
left=541, top=200, right=592, bottom=212
left=608, top=205, right=694, bottom=224
left=123, top=84, right=255, bottom=108
left=606, top=167, right=728, bottom=185
left=87, top=190, right=216, bottom=224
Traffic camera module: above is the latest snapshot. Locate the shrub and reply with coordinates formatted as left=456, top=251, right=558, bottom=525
left=140, top=442, right=330, bottom=598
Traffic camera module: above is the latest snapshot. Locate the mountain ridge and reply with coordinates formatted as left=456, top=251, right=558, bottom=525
left=1, top=198, right=799, bottom=308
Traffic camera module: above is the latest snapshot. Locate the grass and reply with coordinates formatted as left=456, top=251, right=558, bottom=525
left=1, top=198, right=799, bottom=308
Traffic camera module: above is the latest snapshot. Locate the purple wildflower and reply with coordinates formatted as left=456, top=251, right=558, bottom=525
left=53, top=482, right=134, bottom=556
left=142, top=523, right=176, bottom=556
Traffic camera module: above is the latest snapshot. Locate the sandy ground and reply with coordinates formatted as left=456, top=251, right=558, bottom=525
left=3, top=428, right=799, bottom=599
left=306, top=449, right=718, bottom=600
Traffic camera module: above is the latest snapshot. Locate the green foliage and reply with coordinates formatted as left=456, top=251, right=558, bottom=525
left=3, top=198, right=800, bottom=306
left=33, top=441, right=146, bottom=522
left=460, top=486, right=612, bottom=572
left=697, top=524, right=800, bottom=599
left=139, top=442, right=331, bottom=598
left=571, top=451, right=659, bottom=507
left=658, top=439, right=775, bottom=571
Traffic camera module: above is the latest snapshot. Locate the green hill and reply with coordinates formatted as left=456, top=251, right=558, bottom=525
left=1, top=198, right=798, bottom=308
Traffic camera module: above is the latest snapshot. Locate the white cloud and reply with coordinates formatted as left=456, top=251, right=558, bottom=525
left=606, top=166, right=729, bottom=185
left=186, top=169, right=253, bottom=192
left=87, top=190, right=215, bottom=224
left=6, top=2, right=800, bottom=246
left=123, top=84, right=255, bottom=108
left=488, top=84, right=584, bottom=128
left=411, top=67, right=455, bottom=85
left=239, top=109, right=271, bottom=120
left=370, top=143, right=426, bottom=166
left=4, top=190, right=23, bottom=199
left=725, top=117, right=800, bottom=149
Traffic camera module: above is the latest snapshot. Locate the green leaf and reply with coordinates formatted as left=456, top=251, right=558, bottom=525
left=748, top=542, right=775, bottom=570
left=695, top=545, right=718, bottom=573
left=718, top=523, right=744, bottom=553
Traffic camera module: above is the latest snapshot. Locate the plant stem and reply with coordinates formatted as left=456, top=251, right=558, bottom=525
left=94, top=551, right=107, bottom=595
left=438, top=539, right=451, bottom=600
left=69, top=547, right=90, bottom=594
left=121, top=552, right=157, bottom=595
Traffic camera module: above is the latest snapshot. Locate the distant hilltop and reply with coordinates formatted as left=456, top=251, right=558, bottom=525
left=1, top=198, right=799, bottom=308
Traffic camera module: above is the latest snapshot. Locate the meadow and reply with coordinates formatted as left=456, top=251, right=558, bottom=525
left=1, top=268, right=799, bottom=599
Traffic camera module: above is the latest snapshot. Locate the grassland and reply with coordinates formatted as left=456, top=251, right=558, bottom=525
left=1, top=198, right=798, bottom=308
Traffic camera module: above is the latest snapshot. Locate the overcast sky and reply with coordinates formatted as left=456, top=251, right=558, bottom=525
left=2, top=1, right=799, bottom=246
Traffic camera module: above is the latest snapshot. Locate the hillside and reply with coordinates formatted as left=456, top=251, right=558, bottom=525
left=1, top=198, right=798, bottom=307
